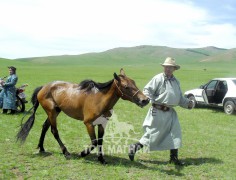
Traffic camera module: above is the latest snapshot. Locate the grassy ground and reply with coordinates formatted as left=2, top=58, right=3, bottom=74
left=0, top=60, right=236, bottom=179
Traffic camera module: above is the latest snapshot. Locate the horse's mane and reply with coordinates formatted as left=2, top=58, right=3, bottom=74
left=78, top=79, right=114, bottom=92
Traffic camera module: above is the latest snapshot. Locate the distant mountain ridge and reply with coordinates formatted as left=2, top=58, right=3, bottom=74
left=102, top=45, right=229, bottom=61
left=2, top=45, right=235, bottom=65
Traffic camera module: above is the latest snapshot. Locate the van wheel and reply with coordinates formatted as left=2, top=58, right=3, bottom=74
left=188, top=95, right=197, bottom=107
left=224, top=101, right=235, bottom=115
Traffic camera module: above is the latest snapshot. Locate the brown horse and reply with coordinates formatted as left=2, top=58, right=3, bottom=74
left=17, top=69, right=149, bottom=164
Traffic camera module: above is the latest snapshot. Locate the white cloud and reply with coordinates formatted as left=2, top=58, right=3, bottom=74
left=0, top=0, right=235, bottom=58
left=193, top=23, right=236, bottom=48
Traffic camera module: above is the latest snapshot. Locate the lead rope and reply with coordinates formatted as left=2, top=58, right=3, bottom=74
left=132, top=89, right=140, bottom=97
left=114, top=80, right=124, bottom=97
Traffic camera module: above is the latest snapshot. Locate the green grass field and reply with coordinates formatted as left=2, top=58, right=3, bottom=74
left=0, top=51, right=236, bottom=179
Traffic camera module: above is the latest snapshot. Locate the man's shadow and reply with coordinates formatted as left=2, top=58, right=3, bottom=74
left=141, top=157, right=223, bottom=166
left=79, top=154, right=223, bottom=176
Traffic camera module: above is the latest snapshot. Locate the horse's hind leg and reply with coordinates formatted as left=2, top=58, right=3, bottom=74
left=97, top=124, right=106, bottom=164
left=46, top=109, right=70, bottom=158
left=50, top=125, right=70, bottom=158
left=37, top=118, right=50, bottom=152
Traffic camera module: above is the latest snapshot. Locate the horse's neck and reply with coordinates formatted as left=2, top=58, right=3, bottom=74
left=101, top=82, right=120, bottom=110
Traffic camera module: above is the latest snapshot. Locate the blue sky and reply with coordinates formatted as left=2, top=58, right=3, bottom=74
left=0, top=0, right=235, bottom=59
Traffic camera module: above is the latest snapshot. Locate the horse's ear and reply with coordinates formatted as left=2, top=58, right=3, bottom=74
left=114, top=73, right=120, bottom=82
left=120, top=68, right=126, bottom=76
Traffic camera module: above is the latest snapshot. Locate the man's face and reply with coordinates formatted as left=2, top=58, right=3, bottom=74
left=9, top=69, right=13, bottom=75
left=164, top=66, right=175, bottom=77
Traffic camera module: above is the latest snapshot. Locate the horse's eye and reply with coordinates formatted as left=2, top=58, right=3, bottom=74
left=124, top=84, right=128, bottom=89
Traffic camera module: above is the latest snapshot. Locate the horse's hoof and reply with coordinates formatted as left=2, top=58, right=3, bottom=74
left=64, top=152, right=71, bottom=159
left=65, top=156, right=71, bottom=160
left=101, top=160, right=107, bottom=165
left=39, top=149, right=45, bottom=153
left=65, top=154, right=71, bottom=160
left=98, top=156, right=107, bottom=165
left=80, top=152, right=87, bottom=157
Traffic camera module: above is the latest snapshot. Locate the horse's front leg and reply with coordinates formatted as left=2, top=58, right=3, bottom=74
left=80, top=123, right=97, bottom=157
left=97, top=124, right=106, bottom=164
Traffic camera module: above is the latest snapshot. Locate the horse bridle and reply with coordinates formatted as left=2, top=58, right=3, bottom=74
left=114, top=80, right=140, bottom=99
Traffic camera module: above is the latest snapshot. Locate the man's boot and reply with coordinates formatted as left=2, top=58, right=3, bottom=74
left=128, top=142, right=143, bottom=161
left=10, top=110, right=16, bottom=114
left=169, top=149, right=185, bottom=166
left=2, top=109, right=8, bottom=114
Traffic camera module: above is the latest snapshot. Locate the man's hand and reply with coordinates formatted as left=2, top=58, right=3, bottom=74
left=0, top=80, right=4, bottom=86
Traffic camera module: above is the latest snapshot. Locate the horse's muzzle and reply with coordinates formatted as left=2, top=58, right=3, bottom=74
left=137, top=98, right=150, bottom=107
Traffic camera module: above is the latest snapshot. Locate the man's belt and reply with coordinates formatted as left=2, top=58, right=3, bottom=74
left=152, top=103, right=170, bottom=112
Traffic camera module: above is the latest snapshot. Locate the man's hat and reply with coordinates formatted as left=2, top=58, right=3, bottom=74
left=160, top=57, right=180, bottom=70
left=8, top=66, right=17, bottom=71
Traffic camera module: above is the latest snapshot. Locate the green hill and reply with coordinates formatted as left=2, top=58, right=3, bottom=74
left=1, top=45, right=235, bottom=93
left=186, top=46, right=227, bottom=56
left=199, top=48, right=236, bottom=62
left=13, top=45, right=233, bottom=66
left=1, top=46, right=235, bottom=75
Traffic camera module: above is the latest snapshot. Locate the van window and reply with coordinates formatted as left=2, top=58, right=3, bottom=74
left=232, top=80, right=236, bottom=85
left=206, top=80, right=217, bottom=90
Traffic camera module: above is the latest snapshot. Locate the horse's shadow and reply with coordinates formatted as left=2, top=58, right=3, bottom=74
left=31, top=151, right=223, bottom=167
left=30, top=151, right=53, bottom=158
left=30, top=151, right=223, bottom=177
left=80, top=154, right=222, bottom=176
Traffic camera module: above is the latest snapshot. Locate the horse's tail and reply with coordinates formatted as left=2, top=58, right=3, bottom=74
left=16, top=86, right=43, bottom=143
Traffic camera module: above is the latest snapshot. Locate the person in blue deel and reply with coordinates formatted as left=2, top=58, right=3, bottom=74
left=0, top=66, right=18, bottom=114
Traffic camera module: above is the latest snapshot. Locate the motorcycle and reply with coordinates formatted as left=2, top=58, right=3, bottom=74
left=0, top=76, right=28, bottom=113
left=15, top=84, right=28, bottom=112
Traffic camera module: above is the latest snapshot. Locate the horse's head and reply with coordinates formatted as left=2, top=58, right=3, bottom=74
left=113, top=68, right=150, bottom=107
